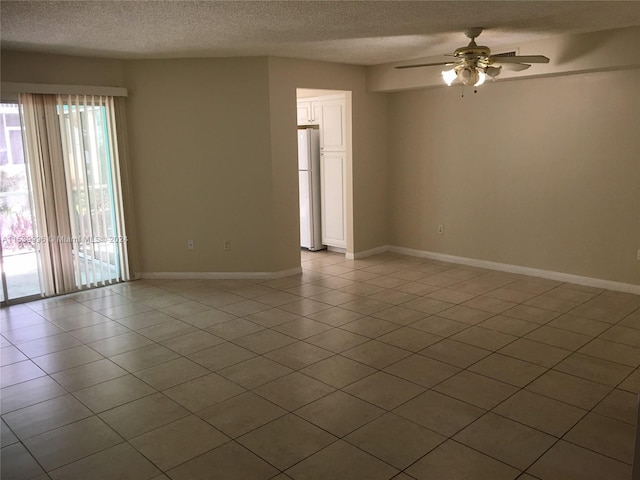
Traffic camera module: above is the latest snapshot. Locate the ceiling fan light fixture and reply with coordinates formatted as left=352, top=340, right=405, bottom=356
left=486, top=65, right=502, bottom=80
left=442, top=68, right=457, bottom=86
left=474, top=70, right=486, bottom=86
left=442, top=65, right=486, bottom=87
left=457, top=65, right=480, bottom=86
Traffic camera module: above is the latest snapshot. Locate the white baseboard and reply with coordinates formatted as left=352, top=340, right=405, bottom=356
left=327, top=246, right=347, bottom=255
left=140, top=247, right=639, bottom=295
left=387, top=245, right=640, bottom=295
left=346, top=245, right=389, bottom=260
left=140, top=267, right=302, bottom=281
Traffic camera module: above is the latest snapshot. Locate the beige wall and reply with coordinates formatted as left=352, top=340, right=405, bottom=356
left=1, top=50, right=388, bottom=275
left=1, top=50, right=124, bottom=87
left=1, top=51, right=278, bottom=274
left=268, top=57, right=389, bottom=259
left=123, top=57, right=277, bottom=273
left=128, top=56, right=389, bottom=274
left=388, top=68, right=640, bottom=284
left=124, top=56, right=388, bottom=274
left=4, top=47, right=636, bottom=285
left=125, top=56, right=388, bottom=274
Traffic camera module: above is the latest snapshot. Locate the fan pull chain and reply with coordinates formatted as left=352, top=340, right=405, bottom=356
left=460, top=86, right=479, bottom=97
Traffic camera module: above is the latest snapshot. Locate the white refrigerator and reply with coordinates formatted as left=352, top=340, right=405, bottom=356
left=298, top=127, right=324, bottom=251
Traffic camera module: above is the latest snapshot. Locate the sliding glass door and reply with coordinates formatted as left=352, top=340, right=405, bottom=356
left=0, top=103, right=41, bottom=303
left=57, top=99, right=125, bottom=289
left=0, top=95, right=129, bottom=305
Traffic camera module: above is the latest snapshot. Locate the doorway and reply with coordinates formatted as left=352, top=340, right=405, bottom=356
left=296, top=88, right=353, bottom=257
left=0, top=95, right=130, bottom=306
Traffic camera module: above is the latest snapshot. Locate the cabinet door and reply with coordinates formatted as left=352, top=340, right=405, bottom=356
left=297, top=101, right=312, bottom=125
left=311, top=101, right=323, bottom=124
left=318, top=99, right=345, bottom=151
left=320, top=152, right=346, bottom=248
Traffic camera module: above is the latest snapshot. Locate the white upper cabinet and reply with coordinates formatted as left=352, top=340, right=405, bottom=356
left=296, top=96, right=346, bottom=152
left=297, top=101, right=313, bottom=125
left=296, top=100, right=323, bottom=126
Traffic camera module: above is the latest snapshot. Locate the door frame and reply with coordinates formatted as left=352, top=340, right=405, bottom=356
left=295, top=88, right=353, bottom=257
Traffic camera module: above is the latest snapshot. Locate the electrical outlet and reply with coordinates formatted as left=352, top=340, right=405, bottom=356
left=187, top=239, right=195, bottom=250
left=437, top=224, right=444, bottom=234
left=637, top=249, right=640, bottom=261
left=223, top=240, right=231, bottom=251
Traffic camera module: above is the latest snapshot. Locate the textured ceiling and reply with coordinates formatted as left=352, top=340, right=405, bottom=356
left=1, top=1, right=640, bottom=65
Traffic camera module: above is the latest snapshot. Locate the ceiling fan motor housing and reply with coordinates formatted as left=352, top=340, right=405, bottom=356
left=454, top=46, right=491, bottom=67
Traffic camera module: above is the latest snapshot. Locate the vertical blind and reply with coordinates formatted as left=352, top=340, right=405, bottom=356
left=19, top=93, right=130, bottom=296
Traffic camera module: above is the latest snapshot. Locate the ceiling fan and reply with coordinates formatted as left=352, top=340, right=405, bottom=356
left=396, top=27, right=550, bottom=87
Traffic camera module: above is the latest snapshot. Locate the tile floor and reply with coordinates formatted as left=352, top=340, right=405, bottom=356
left=1, top=250, right=639, bottom=480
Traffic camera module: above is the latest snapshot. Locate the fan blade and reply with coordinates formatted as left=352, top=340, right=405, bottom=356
left=395, top=61, right=455, bottom=69
left=497, top=63, right=531, bottom=72
left=489, top=55, right=549, bottom=64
